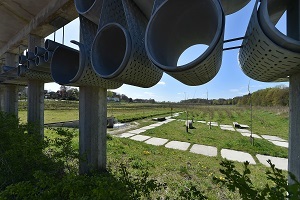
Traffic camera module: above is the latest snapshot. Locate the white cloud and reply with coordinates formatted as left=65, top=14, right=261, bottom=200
left=157, top=81, right=166, bottom=85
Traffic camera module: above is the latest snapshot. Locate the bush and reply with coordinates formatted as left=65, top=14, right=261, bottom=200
left=214, top=160, right=300, bottom=199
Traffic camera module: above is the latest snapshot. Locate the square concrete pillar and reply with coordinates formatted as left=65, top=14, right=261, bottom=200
left=27, top=80, right=44, bottom=137
left=288, top=0, right=300, bottom=184
left=26, top=34, right=45, bottom=137
left=1, top=53, right=19, bottom=116
left=79, top=86, right=107, bottom=174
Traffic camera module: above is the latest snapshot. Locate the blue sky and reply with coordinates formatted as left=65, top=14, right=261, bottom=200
left=45, top=1, right=288, bottom=102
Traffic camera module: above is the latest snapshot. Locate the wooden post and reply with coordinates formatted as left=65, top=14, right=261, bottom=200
left=27, top=34, right=45, bottom=136
left=79, top=86, right=107, bottom=174
left=287, top=0, right=300, bottom=184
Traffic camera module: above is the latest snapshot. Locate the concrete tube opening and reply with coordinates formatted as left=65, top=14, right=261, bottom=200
left=177, top=44, right=209, bottom=66
left=146, top=0, right=223, bottom=71
left=50, top=46, right=79, bottom=85
left=75, top=0, right=95, bottom=14
left=92, top=23, right=130, bottom=78
left=258, top=0, right=300, bottom=53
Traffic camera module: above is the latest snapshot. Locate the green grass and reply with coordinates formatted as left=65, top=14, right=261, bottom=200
left=178, top=105, right=289, bottom=140
left=21, top=103, right=290, bottom=198
left=142, top=121, right=288, bottom=158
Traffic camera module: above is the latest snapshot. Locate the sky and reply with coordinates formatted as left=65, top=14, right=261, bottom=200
left=44, top=1, right=288, bottom=102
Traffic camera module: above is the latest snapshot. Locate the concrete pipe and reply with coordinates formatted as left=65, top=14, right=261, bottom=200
left=132, top=0, right=154, bottom=19
left=45, top=39, right=65, bottom=51
left=18, top=55, right=27, bottom=65
left=44, top=51, right=53, bottom=63
left=51, top=36, right=122, bottom=88
left=132, top=0, right=251, bottom=18
left=25, top=51, right=36, bottom=69
left=238, top=0, right=300, bottom=82
left=220, top=0, right=251, bottom=15
left=145, top=0, right=225, bottom=86
left=34, top=46, right=47, bottom=56
left=34, top=56, right=51, bottom=73
left=18, top=65, right=53, bottom=83
left=91, top=0, right=163, bottom=88
left=74, top=0, right=103, bottom=24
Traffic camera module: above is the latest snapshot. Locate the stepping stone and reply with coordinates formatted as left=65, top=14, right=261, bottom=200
left=261, top=135, right=287, bottom=142
left=221, top=149, right=256, bottom=164
left=145, top=137, right=168, bottom=146
left=128, top=129, right=146, bottom=134
left=207, top=122, right=218, bottom=126
left=165, top=141, right=191, bottom=151
left=117, top=133, right=136, bottom=138
left=140, top=126, right=155, bottom=130
left=240, top=132, right=261, bottom=139
left=269, top=140, right=288, bottom=148
left=130, top=135, right=151, bottom=142
left=236, top=128, right=251, bottom=134
left=220, top=125, right=235, bottom=131
left=197, top=120, right=206, bottom=124
left=256, top=154, right=288, bottom=171
left=149, top=123, right=163, bottom=127
left=190, top=144, right=217, bottom=157
left=239, top=124, right=250, bottom=129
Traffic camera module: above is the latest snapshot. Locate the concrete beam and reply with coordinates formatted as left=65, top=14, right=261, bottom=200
left=79, top=86, right=107, bottom=174
left=0, top=0, right=76, bottom=56
left=288, top=0, right=300, bottom=184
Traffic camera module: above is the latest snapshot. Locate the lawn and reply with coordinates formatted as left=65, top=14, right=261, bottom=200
left=23, top=103, right=290, bottom=198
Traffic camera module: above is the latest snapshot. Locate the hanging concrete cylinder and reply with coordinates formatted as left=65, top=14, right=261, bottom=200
left=44, top=51, right=53, bottom=63
left=45, top=39, right=65, bottom=51
left=50, top=37, right=122, bottom=88
left=34, top=46, right=47, bottom=57
left=91, top=0, right=163, bottom=88
left=145, top=0, right=225, bottom=86
left=238, top=0, right=300, bottom=82
left=18, top=55, right=27, bottom=65
left=34, top=56, right=51, bottom=73
left=18, top=65, right=53, bottom=83
left=132, top=0, right=251, bottom=18
left=74, top=0, right=103, bottom=24
left=220, top=0, right=251, bottom=15
left=26, top=51, right=36, bottom=69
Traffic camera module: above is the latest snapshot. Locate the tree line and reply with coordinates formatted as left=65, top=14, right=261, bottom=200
left=180, top=85, right=289, bottom=106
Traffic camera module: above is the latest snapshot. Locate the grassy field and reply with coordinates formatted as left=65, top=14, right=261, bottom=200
left=40, top=102, right=289, bottom=199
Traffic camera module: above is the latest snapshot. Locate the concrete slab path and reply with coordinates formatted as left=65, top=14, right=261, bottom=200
left=190, top=144, right=217, bottom=157
left=128, top=129, right=146, bottom=134
left=240, top=132, right=261, bottom=139
left=269, top=140, right=288, bottom=148
left=221, top=149, right=256, bottom=164
left=130, top=135, right=151, bottom=142
left=117, top=132, right=136, bottom=138
left=261, top=135, right=287, bottom=142
left=256, top=154, right=288, bottom=171
left=165, top=141, right=191, bottom=151
left=220, top=124, right=235, bottom=131
left=145, top=137, right=169, bottom=146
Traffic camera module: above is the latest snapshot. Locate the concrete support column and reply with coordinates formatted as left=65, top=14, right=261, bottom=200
left=287, top=0, right=300, bottom=184
left=2, top=53, right=18, bottom=116
left=27, top=80, right=44, bottom=137
left=0, top=85, right=5, bottom=111
left=3, top=85, right=18, bottom=116
left=27, top=34, right=44, bottom=136
left=79, top=86, right=107, bottom=174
